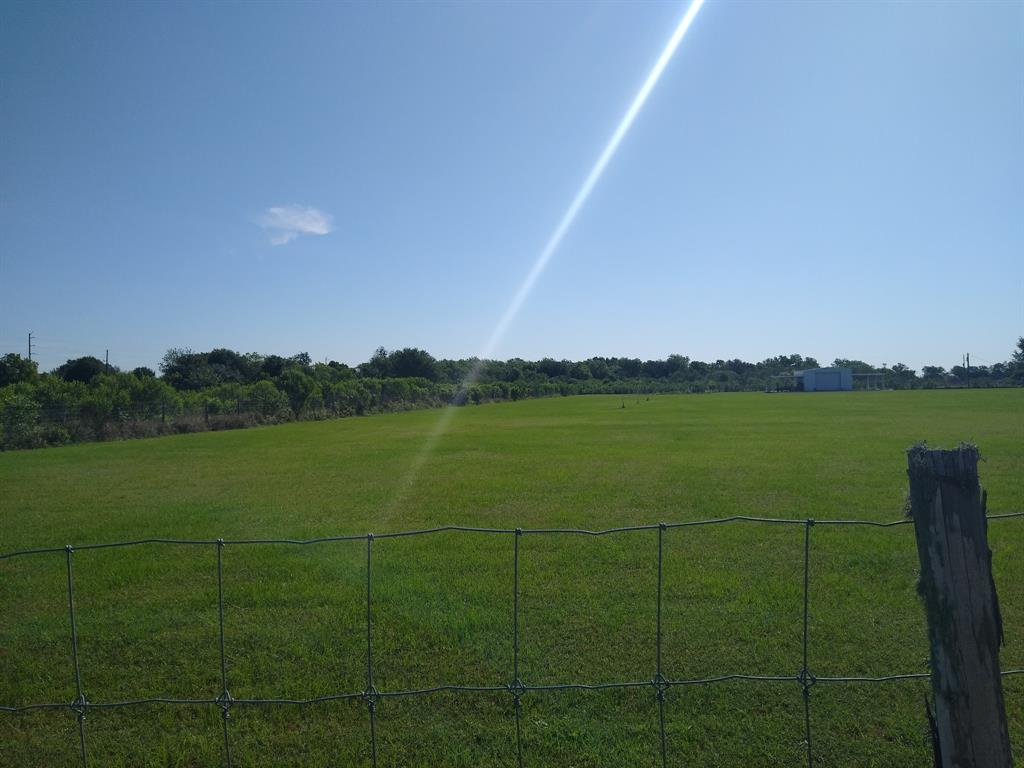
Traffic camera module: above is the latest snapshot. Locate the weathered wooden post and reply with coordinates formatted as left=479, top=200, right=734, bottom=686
left=906, top=443, right=1012, bottom=768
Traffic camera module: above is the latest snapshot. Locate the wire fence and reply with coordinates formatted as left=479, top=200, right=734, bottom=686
left=2, top=512, right=1022, bottom=767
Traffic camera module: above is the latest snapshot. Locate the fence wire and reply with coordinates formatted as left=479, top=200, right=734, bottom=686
left=2, top=512, right=1022, bottom=767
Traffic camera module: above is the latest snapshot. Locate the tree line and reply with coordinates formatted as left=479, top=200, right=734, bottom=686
left=1, top=339, right=1022, bottom=450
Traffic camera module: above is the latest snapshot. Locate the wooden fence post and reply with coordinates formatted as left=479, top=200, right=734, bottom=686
left=906, top=443, right=1012, bottom=768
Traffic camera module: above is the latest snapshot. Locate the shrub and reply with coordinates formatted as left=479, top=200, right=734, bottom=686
left=0, top=390, right=42, bottom=449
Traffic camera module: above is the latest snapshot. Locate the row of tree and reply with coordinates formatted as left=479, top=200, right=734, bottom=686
left=1, top=339, right=1022, bottom=450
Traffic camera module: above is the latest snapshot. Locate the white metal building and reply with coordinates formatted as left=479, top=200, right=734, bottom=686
left=795, top=368, right=853, bottom=392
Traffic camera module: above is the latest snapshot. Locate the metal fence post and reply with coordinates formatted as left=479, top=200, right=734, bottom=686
left=364, top=534, right=379, bottom=768
left=215, top=539, right=234, bottom=767
left=799, top=520, right=815, bottom=768
left=65, top=546, right=88, bottom=768
left=655, top=523, right=668, bottom=768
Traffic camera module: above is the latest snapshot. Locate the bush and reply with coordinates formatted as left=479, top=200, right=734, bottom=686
left=248, top=380, right=290, bottom=418
left=0, top=390, right=42, bottom=449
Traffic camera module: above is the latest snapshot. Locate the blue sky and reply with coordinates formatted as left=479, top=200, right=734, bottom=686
left=1, top=0, right=1020, bottom=373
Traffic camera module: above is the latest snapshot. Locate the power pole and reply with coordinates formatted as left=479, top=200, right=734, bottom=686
left=966, top=352, right=970, bottom=389
left=27, top=332, right=34, bottom=362
left=105, top=349, right=109, bottom=373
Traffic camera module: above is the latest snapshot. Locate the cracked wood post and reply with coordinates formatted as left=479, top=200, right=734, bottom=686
left=906, top=444, right=1012, bottom=768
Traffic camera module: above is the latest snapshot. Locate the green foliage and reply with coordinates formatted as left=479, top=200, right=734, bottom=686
left=0, top=353, right=38, bottom=387
left=387, top=347, right=438, bottom=381
left=0, top=388, right=42, bottom=448
left=160, top=348, right=215, bottom=389
left=1012, top=337, right=1024, bottom=383
left=832, top=358, right=875, bottom=373
left=278, top=368, right=319, bottom=416
left=1, top=341, right=1021, bottom=451
left=358, top=346, right=391, bottom=378
left=55, top=355, right=107, bottom=384
left=888, top=363, right=917, bottom=389
left=248, top=380, right=290, bottom=417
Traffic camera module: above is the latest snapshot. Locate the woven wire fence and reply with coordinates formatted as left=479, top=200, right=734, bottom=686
left=2, top=512, right=1022, bottom=768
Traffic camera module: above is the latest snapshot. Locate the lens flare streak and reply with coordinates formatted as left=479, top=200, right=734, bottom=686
left=481, top=0, right=705, bottom=362
left=385, top=0, right=705, bottom=514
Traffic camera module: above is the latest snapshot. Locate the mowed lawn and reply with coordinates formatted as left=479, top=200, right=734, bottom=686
left=1, top=390, right=1022, bottom=767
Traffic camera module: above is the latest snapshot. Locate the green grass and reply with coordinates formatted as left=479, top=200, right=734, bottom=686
left=1, top=390, right=1022, bottom=767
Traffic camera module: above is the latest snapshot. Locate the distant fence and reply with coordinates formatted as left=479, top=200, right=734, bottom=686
left=2, top=513, right=1022, bottom=768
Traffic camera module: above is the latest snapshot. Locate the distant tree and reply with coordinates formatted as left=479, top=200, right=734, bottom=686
left=614, top=358, right=642, bottom=378
left=537, top=358, right=568, bottom=378
left=711, top=369, right=741, bottom=391
left=56, top=356, right=107, bottom=384
left=248, top=380, right=289, bottom=417
left=207, top=348, right=257, bottom=383
left=888, top=363, right=917, bottom=388
left=131, top=366, right=156, bottom=378
left=920, top=366, right=949, bottom=387
left=160, top=348, right=217, bottom=390
left=290, top=352, right=313, bottom=371
left=832, top=359, right=876, bottom=373
left=1013, top=337, right=1024, bottom=365
left=160, top=348, right=191, bottom=373
left=567, top=362, right=592, bottom=380
left=502, top=358, right=528, bottom=382
left=1011, top=337, right=1024, bottom=383
left=313, top=362, right=354, bottom=384
left=258, top=355, right=287, bottom=379
left=665, top=354, right=689, bottom=378
left=586, top=357, right=610, bottom=380
left=641, top=359, right=667, bottom=378
left=724, top=358, right=754, bottom=375
left=435, top=358, right=472, bottom=384
left=480, top=360, right=510, bottom=383
left=278, top=368, right=318, bottom=415
left=387, top=348, right=438, bottom=380
left=326, top=360, right=355, bottom=378
left=0, top=389, right=42, bottom=449
left=358, top=347, right=391, bottom=378
left=0, top=353, right=38, bottom=386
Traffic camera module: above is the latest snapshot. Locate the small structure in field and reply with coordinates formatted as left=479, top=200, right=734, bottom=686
left=768, top=367, right=854, bottom=392
left=797, top=367, right=853, bottom=391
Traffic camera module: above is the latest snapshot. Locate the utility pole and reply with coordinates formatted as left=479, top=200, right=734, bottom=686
left=966, top=352, right=970, bottom=389
left=105, top=349, right=110, bottom=373
left=27, top=332, right=34, bottom=362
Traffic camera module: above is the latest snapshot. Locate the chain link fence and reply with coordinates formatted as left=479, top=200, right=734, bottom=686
left=2, top=512, right=1022, bottom=767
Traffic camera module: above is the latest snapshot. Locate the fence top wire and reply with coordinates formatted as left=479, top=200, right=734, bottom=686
left=1, top=512, right=1021, bottom=561
left=1, top=512, right=1020, bottom=562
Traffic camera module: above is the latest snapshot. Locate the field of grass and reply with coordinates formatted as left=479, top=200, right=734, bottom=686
left=1, top=389, right=1022, bottom=767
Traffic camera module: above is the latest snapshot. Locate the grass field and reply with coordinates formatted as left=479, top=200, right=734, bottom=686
left=1, top=390, right=1022, bottom=767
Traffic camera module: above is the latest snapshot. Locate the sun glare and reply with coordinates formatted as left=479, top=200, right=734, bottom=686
left=385, top=0, right=706, bottom=513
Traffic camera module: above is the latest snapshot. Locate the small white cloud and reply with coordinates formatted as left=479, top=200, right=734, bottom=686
left=260, top=205, right=333, bottom=246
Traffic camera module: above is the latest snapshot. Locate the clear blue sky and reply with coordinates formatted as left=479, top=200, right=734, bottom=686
left=1, top=0, right=1021, bottom=373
